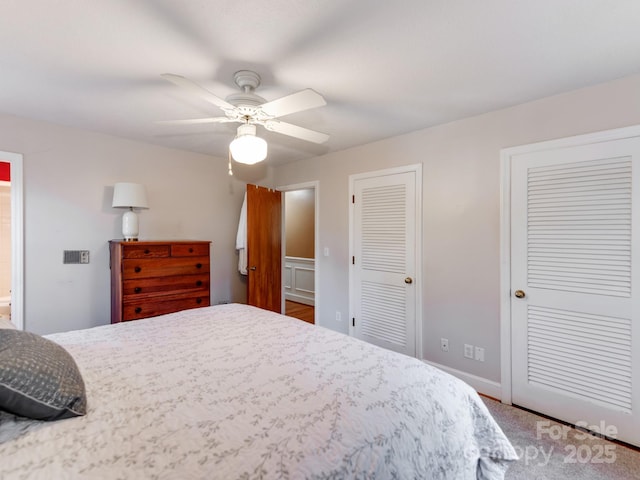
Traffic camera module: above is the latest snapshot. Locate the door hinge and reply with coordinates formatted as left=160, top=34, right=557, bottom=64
left=352, top=256, right=355, bottom=265
left=352, top=318, right=355, bottom=327
left=352, top=194, right=355, bottom=203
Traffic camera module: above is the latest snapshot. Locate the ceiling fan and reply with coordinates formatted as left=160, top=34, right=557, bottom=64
left=159, top=70, right=329, bottom=164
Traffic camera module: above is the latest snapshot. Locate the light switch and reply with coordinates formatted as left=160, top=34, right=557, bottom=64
left=323, top=247, right=330, bottom=257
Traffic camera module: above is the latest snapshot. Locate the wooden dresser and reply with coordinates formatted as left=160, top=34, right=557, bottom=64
left=109, top=240, right=211, bottom=323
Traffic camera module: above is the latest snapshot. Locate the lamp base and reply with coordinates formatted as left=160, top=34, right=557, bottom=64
left=122, top=209, right=139, bottom=242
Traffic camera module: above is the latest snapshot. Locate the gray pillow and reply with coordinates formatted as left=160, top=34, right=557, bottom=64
left=0, top=330, right=87, bottom=421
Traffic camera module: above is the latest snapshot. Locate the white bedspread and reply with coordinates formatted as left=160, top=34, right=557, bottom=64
left=0, top=304, right=516, bottom=479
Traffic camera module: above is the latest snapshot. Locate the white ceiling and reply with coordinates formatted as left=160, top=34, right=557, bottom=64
left=1, top=0, right=640, bottom=165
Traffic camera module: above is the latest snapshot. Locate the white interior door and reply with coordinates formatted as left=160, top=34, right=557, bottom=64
left=350, top=166, right=421, bottom=357
left=510, top=135, right=640, bottom=446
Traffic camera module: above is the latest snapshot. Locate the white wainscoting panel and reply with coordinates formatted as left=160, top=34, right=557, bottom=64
left=284, top=257, right=315, bottom=306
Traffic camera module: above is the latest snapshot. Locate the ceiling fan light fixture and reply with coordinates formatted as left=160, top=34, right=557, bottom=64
left=229, top=123, right=268, bottom=165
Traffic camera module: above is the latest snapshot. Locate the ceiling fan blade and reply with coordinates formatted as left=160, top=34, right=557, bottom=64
left=156, top=117, right=236, bottom=125
left=161, top=73, right=236, bottom=111
left=264, top=120, right=329, bottom=144
left=260, top=89, right=326, bottom=118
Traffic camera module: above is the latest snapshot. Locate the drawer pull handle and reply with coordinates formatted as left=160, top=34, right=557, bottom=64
left=189, top=248, right=194, bottom=253
left=134, top=266, right=142, bottom=273
left=134, top=287, right=142, bottom=293
left=135, top=307, right=142, bottom=314
left=196, top=298, right=202, bottom=304
left=144, top=249, right=150, bottom=254
left=196, top=280, right=203, bottom=287
left=196, top=263, right=202, bottom=269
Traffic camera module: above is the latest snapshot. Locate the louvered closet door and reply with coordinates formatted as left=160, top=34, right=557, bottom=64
left=352, top=171, right=416, bottom=356
left=511, top=135, right=640, bottom=447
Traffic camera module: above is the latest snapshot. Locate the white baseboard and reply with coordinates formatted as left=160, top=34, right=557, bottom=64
left=423, top=360, right=502, bottom=400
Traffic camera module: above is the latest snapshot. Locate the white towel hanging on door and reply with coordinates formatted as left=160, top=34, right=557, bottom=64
left=235, top=192, right=248, bottom=275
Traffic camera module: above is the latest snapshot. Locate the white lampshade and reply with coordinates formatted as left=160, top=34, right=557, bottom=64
left=229, top=124, right=267, bottom=165
left=112, top=182, right=149, bottom=209
left=112, top=183, right=149, bottom=241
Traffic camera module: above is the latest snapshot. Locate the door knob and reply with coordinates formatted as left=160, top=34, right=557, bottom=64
left=514, top=290, right=525, bottom=298
left=405, top=277, right=413, bottom=284
left=249, top=266, right=257, bottom=271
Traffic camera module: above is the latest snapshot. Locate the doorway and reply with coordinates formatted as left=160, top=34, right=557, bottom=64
left=279, top=182, right=319, bottom=325
left=0, top=166, right=10, bottom=321
left=0, top=151, right=24, bottom=330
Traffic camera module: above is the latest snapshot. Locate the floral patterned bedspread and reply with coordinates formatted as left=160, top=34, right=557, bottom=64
left=0, top=304, right=516, bottom=479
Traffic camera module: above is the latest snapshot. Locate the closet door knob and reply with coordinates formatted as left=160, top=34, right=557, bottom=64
left=514, top=290, right=526, bottom=298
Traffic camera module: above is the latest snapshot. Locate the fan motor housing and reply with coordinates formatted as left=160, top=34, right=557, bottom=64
left=226, top=92, right=266, bottom=108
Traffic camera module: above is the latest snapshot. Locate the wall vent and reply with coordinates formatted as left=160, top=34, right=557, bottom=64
left=63, top=250, right=90, bottom=264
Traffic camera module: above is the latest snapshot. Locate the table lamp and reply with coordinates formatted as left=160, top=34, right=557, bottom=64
left=112, top=182, right=149, bottom=241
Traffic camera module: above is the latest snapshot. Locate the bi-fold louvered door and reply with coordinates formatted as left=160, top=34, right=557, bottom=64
left=511, top=135, right=640, bottom=447
left=351, top=169, right=418, bottom=357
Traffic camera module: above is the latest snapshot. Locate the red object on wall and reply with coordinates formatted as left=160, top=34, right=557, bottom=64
left=0, top=162, right=9, bottom=182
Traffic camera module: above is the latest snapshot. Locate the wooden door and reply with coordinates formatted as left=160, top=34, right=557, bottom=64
left=247, top=184, right=282, bottom=313
left=510, top=135, right=640, bottom=446
left=351, top=166, right=421, bottom=357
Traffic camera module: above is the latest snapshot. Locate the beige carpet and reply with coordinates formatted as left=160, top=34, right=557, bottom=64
left=482, top=397, right=640, bottom=479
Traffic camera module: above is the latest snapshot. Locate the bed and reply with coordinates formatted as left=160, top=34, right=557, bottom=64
left=0, top=303, right=516, bottom=479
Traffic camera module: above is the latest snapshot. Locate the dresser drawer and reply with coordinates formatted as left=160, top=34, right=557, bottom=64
left=123, top=293, right=210, bottom=321
left=171, top=243, right=210, bottom=257
left=123, top=273, right=209, bottom=297
left=122, top=256, right=210, bottom=279
left=121, top=244, right=170, bottom=259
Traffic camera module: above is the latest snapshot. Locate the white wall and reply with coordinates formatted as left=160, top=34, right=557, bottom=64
left=0, top=113, right=249, bottom=335
left=270, top=73, right=640, bottom=384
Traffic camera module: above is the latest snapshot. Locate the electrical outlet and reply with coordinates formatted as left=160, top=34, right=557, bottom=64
left=475, top=346, right=485, bottom=362
left=440, top=338, right=449, bottom=352
left=464, top=344, right=474, bottom=359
